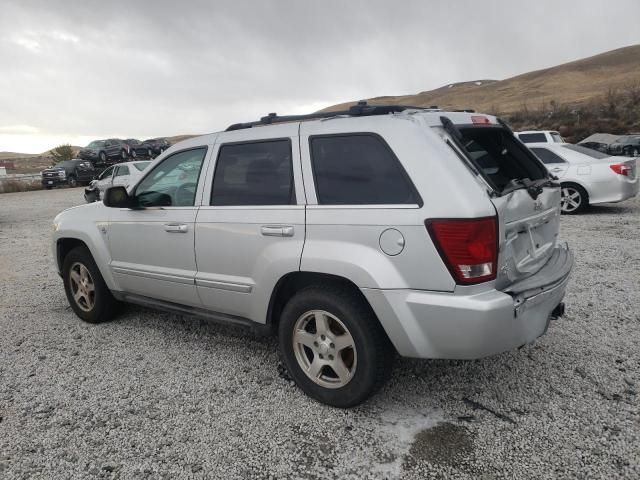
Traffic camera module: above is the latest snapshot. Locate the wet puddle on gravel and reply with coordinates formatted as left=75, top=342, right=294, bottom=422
left=370, top=408, right=475, bottom=477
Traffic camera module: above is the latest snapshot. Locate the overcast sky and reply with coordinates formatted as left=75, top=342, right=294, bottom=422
left=1, top=0, right=638, bottom=153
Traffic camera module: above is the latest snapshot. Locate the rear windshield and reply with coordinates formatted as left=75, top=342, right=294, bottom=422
left=518, top=133, right=546, bottom=143
left=551, top=132, right=564, bottom=143
left=562, top=144, right=609, bottom=159
left=133, top=162, right=151, bottom=171
left=458, top=127, right=547, bottom=192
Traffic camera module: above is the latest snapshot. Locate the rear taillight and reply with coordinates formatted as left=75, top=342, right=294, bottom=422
left=426, top=217, right=498, bottom=285
left=610, top=163, right=631, bottom=176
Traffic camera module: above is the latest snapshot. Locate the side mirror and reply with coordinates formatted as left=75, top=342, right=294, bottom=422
left=103, top=186, right=133, bottom=208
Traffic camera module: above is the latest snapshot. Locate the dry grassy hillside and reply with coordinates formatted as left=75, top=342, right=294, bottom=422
left=324, top=45, right=640, bottom=114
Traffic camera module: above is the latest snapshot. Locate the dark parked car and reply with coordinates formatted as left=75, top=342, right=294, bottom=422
left=78, top=139, right=131, bottom=165
left=578, top=141, right=610, bottom=154
left=608, top=135, right=640, bottom=157
left=41, top=159, right=95, bottom=189
left=141, top=137, right=171, bottom=157
left=123, top=139, right=147, bottom=159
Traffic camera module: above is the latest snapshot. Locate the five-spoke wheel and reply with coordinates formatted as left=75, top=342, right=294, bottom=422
left=560, top=184, right=587, bottom=214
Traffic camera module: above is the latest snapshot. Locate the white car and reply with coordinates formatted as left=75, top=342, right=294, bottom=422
left=528, top=143, right=638, bottom=214
left=84, top=161, right=151, bottom=202
left=517, top=130, right=565, bottom=144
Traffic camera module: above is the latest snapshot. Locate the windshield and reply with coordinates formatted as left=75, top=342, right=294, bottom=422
left=562, top=144, right=609, bottom=159
left=133, top=162, right=151, bottom=171
left=87, top=141, right=103, bottom=148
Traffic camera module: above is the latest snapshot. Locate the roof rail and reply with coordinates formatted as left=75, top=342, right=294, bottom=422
left=225, top=101, right=433, bottom=131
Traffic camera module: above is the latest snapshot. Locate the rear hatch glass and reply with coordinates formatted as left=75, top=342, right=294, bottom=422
left=438, top=120, right=562, bottom=289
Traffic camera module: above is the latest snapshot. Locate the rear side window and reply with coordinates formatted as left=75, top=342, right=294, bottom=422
left=211, top=139, right=294, bottom=206
left=530, top=148, right=566, bottom=164
left=518, top=133, right=547, bottom=143
left=310, top=134, right=419, bottom=205
left=459, top=128, right=547, bottom=191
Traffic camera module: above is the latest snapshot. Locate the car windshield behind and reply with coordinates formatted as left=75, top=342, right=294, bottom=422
left=562, top=144, right=609, bottom=159
left=87, top=141, right=103, bottom=148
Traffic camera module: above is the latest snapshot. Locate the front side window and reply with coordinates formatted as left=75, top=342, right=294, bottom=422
left=135, top=147, right=207, bottom=207
left=530, top=148, right=566, bottom=164
left=309, top=134, right=419, bottom=205
left=518, top=133, right=547, bottom=143
left=98, top=166, right=114, bottom=179
left=133, top=162, right=150, bottom=172
left=211, top=140, right=294, bottom=206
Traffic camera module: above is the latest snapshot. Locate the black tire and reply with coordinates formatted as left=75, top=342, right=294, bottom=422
left=99, top=152, right=107, bottom=163
left=560, top=183, right=588, bottom=215
left=130, top=150, right=137, bottom=159
left=45, top=186, right=52, bottom=190
left=147, top=148, right=153, bottom=158
left=62, top=246, right=120, bottom=323
left=121, top=149, right=127, bottom=160
left=278, top=285, right=394, bottom=408
left=67, top=175, right=78, bottom=188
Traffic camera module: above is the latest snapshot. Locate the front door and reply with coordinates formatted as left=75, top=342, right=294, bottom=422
left=107, top=146, right=210, bottom=306
left=194, top=124, right=306, bottom=322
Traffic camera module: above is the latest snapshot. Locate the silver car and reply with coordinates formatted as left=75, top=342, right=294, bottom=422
left=528, top=143, right=638, bottom=214
left=53, top=106, right=573, bottom=407
left=84, top=161, right=151, bottom=202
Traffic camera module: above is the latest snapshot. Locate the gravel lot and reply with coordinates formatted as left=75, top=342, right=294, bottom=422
left=0, top=187, right=638, bottom=479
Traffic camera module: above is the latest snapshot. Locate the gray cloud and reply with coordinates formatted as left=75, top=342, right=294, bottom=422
left=0, top=0, right=638, bottom=150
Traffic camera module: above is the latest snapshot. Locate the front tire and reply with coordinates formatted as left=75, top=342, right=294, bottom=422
left=62, top=246, right=120, bottom=323
left=560, top=183, right=588, bottom=215
left=278, top=285, right=394, bottom=408
left=67, top=175, right=77, bottom=188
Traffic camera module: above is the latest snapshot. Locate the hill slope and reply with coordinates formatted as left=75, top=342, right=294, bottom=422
left=323, top=45, right=640, bottom=114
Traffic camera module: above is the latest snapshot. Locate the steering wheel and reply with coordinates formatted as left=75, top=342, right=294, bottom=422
left=174, top=182, right=197, bottom=206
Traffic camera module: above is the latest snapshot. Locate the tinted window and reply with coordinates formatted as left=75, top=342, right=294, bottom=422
left=530, top=148, right=566, bottom=164
left=310, top=134, right=418, bottom=205
left=135, top=147, right=207, bottom=207
left=98, top=166, right=114, bottom=179
left=562, top=144, right=609, bottom=159
left=518, top=133, right=547, bottom=143
left=211, top=140, right=294, bottom=206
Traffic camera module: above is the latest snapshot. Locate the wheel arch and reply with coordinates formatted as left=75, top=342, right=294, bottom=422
left=560, top=180, right=590, bottom=204
left=55, top=235, right=118, bottom=290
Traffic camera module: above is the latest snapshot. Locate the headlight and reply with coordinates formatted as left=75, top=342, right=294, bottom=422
left=58, top=171, right=66, bottom=177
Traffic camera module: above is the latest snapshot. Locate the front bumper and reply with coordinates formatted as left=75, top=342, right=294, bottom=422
left=363, top=246, right=573, bottom=359
left=42, top=177, right=66, bottom=186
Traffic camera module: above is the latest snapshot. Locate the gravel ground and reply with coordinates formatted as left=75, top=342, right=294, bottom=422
left=0, top=187, right=638, bottom=479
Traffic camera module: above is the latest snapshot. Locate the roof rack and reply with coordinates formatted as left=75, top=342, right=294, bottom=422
left=225, top=101, right=436, bottom=131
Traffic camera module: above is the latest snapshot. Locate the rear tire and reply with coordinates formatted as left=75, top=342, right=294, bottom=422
left=62, top=246, right=120, bottom=323
left=67, top=175, right=77, bottom=188
left=560, top=183, right=588, bottom=215
left=278, top=285, right=394, bottom=408
left=99, top=152, right=107, bottom=163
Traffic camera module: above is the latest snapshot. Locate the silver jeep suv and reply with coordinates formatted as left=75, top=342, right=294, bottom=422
left=52, top=104, right=573, bottom=407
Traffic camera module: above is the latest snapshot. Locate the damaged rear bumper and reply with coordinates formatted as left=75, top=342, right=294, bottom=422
left=362, top=245, right=573, bottom=360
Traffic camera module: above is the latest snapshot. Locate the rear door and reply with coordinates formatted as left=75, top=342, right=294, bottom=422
left=440, top=120, right=561, bottom=289
left=194, top=123, right=306, bottom=322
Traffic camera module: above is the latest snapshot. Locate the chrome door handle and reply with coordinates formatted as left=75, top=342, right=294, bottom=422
left=261, top=225, right=294, bottom=237
left=164, top=223, right=189, bottom=233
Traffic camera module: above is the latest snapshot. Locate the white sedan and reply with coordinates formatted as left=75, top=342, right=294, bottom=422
left=84, top=161, right=151, bottom=203
left=528, top=143, right=638, bottom=214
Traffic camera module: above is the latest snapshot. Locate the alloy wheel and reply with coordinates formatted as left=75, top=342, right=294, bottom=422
left=292, top=310, right=357, bottom=389
left=69, top=262, right=95, bottom=312
left=561, top=186, right=582, bottom=213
